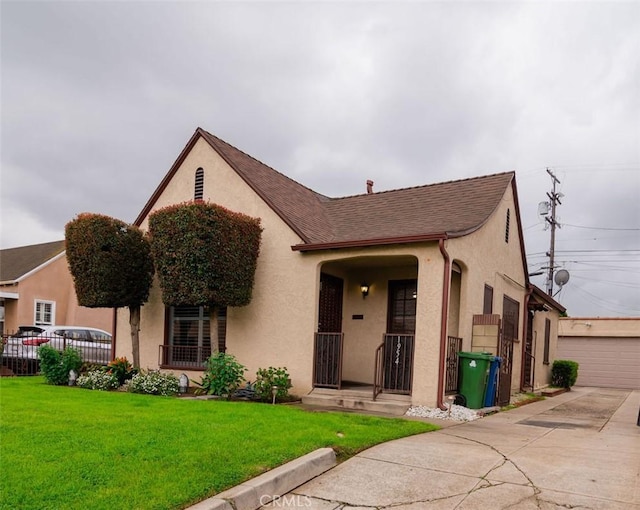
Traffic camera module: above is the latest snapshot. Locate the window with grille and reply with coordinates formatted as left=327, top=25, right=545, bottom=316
left=387, top=280, right=417, bottom=335
left=168, top=306, right=226, bottom=362
left=34, top=300, right=55, bottom=326
left=194, top=167, right=204, bottom=200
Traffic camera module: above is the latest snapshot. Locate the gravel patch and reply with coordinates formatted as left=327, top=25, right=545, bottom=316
left=405, top=404, right=481, bottom=422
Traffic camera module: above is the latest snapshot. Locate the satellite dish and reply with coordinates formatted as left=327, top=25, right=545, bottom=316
left=554, top=269, right=570, bottom=287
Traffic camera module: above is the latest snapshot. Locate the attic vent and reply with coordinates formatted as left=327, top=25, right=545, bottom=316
left=505, top=208, right=511, bottom=243
left=194, top=167, right=204, bottom=200
left=366, top=180, right=374, bottom=194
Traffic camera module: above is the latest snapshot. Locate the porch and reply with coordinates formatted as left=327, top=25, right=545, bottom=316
left=307, top=331, right=463, bottom=409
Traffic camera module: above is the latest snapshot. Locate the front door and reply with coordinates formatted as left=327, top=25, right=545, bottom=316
left=313, top=273, right=344, bottom=388
left=381, top=280, right=417, bottom=393
left=318, top=273, right=343, bottom=333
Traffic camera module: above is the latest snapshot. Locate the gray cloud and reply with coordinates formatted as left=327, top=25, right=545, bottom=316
left=2, top=1, right=638, bottom=316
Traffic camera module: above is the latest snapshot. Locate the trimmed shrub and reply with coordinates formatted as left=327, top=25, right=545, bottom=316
left=551, top=360, right=579, bottom=389
left=149, top=202, right=262, bottom=307
left=65, top=213, right=154, bottom=308
left=38, top=345, right=83, bottom=385
left=106, top=357, right=137, bottom=385
left=128, top=370, right=180, bottom=396
left=253, top=367, right=292, bottom=402
left=196, top=352, right=247, bottom=397
left=77, top=369, right=120, bottom=391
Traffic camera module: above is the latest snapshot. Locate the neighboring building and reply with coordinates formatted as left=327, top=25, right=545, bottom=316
left=0, top=241, right=112, bottom=334
left=558, top=317, right=640, bottom=389
left=115, top=127, right=540, bottom=408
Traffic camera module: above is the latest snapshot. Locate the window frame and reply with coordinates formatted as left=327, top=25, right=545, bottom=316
left=34, top=300, right=55, bottom=326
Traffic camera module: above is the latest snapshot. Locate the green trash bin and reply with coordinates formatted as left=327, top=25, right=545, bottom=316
left=458, top=352, right=493, bottom=409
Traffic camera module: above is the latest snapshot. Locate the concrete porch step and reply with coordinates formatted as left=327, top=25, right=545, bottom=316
left=302, top=388, right=411, bottom=416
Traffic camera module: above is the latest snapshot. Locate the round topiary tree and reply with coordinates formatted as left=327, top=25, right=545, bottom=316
left=149, top=202, right=262, bottom=352
left=65, top=213, right=154, bottom=367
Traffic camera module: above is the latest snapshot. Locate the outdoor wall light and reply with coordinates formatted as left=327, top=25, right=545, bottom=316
left=360, top=282, right=370, bottom=299
left=271, top=385, right=279, bottom=405
left=179, top=373, right=189, bottom=394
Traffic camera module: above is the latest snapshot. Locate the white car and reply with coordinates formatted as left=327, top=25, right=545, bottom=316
left=3, top=325, right=113, bottom=364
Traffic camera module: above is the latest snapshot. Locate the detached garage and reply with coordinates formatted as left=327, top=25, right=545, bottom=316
left=557, top=318, right=640, bottom=390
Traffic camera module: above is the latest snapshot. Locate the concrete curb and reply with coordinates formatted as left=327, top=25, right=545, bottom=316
left=185, top=448, right=337, bottom=510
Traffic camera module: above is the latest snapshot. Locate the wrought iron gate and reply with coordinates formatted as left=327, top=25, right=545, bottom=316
left=445, top=336, right=462, bottom=394
left=313, top=332, right=343, bottom=388
left=373, top=334, right=414, bottom=399
left=497, top=310, right=517, bottom=406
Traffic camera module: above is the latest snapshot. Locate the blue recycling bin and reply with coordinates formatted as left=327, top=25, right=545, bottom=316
left=483, top=356, right=502, bottom=407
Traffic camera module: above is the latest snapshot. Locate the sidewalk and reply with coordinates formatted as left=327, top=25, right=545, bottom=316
left=280, top=387, right=640, bottom=509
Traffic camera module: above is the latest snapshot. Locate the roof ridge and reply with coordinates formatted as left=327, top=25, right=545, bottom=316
left=330, top=171, right=515, bottom=201
left=0, top=239, right=65, bottom=253
left=198, top=128, right=330, bottom=201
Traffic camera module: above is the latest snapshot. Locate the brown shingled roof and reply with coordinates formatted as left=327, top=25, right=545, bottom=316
left=315, top=173, right=514, bottom=249
left=135, top=128, right=515, bottom=251
left=0, top=240, right=66, bottom=282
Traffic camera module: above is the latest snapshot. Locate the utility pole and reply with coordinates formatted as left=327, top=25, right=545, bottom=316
left=545, top=168, right=562, bottom=296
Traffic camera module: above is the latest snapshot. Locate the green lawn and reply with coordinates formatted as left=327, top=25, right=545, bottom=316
left=0, top=377, right=436, bottom=510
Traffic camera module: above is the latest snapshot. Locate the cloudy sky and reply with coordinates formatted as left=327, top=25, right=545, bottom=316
left=2, top=1, right=639, bottom=317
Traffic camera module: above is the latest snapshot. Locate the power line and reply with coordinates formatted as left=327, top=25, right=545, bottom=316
left=563, top=223, right=640, bottom=232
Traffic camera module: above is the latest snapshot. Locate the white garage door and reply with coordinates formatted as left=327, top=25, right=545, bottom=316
left=556, top=337, right=640, bottom=389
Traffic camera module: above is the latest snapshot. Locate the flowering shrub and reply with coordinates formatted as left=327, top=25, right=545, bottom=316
left=77, top=369, right=120, bottom=391
left=107, top=357, right=137, bottom=385
left=128, top=370, right=179, bottom=396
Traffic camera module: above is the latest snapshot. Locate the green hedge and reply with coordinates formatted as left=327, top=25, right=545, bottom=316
left=551, top=359, right=579, bottom=388
left=149, top=202, right=262, bottom=307
left=65, top=213, right=154, bottom=308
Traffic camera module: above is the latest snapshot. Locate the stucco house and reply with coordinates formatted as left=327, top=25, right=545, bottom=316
left=0, top=241, right=113, bottom=334
left=115, top=127, right=550, bottom=408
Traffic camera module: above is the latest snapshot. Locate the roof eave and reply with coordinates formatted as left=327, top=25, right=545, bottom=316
left=292, top=233, right=447, bottom=252
left=529, top=284, right=566, bottom=313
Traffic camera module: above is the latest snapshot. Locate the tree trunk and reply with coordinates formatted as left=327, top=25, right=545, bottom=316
left=129, top=305, right=141, bottom=368
left=210, top=306, right=219, bottom=356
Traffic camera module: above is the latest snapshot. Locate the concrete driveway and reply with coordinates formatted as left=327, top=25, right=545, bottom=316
left=278, top=387, right=640, bottom=509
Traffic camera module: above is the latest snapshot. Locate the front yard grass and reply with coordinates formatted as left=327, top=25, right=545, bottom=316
left=0, top=377, right=436, bottom=510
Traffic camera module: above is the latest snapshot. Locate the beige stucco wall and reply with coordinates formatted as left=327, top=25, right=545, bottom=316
left=1, top=254, right=112, bottom=334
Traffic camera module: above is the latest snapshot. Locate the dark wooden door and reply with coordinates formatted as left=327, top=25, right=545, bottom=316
left=318, top=273, right=343, bottom=333
left=523, top=310, right=534, bottom=389
left=382, top=280, right=417, bottom=393
left=497, top=296, right=519, bottom=406
left=313, top=273, right=344, bottom=388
